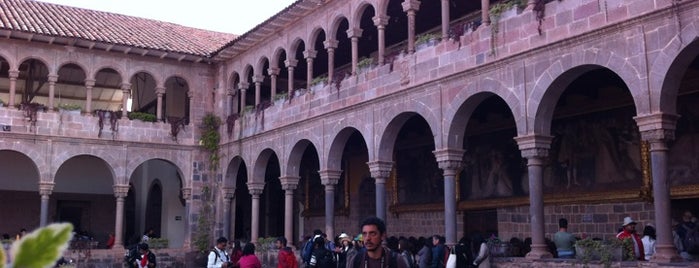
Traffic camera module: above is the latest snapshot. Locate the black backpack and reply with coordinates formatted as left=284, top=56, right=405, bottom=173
left=123, top=244, right=139, bottom=267
left=311, top=248, right=336, bottom=268
left=682, top=224, right=699, bottom=254
left=352, top=249, right=399, bottom=268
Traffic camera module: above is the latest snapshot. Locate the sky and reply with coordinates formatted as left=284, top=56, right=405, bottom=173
left=38, top=0, right=298, bottom=34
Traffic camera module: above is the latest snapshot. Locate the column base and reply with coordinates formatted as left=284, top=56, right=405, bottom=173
left=525, top=244, right=553, bottom=259
left=651, top=245, right=683, bottom=263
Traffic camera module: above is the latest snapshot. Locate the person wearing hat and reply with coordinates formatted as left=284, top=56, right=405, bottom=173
left=132, top=243, right=156, bottom=268
left=616, top=216, right=645, bottom=260
left=336, top=233, right=353, bottom=268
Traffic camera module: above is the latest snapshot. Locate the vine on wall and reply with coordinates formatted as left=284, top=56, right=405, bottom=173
left=194, top=113, right=221, bottom=253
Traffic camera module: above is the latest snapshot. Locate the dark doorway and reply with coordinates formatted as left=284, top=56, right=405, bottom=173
left=145, top=182, right=163, bottom=238
left=463, top=209, right=498, bottom=238
left=57, top=200, right=89, bottom=234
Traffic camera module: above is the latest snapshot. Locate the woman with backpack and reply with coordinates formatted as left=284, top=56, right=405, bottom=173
left=309, top=236, right=336, bottom=268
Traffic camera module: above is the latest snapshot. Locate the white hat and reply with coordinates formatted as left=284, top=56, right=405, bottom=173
left=339, top=233, right=351, bottom=243
left=622, top=216, right=637, bottom=226
left=338, top=233, right=349, bottom=239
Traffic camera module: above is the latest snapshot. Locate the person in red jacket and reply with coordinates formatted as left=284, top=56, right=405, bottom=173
left=275, top=236, right=298, bottom=268
left=616, top=216, right=645, bottom=260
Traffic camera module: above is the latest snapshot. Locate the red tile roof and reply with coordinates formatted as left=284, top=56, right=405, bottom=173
left=0, top=0, right=237, bottom=57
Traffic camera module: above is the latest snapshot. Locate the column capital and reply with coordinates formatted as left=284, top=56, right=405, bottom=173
left=223, top=187, right=236, bottom=199
left=279, top=176, right=300, bottom=190
left=39, top=181, right=55, bottom=196
left=181, top=187, right=192, bottom=200
left=368, top=160, right=393, bottom=179
left=373, top=15, right=390, bottom=27
left=47, top=74, right=58, bottom=83
left=114, top=184, right=130, bottom=198
left=268, top=67, right=281, bottom=76
left=514, top=134, right=553, bottom=158
left=303, top=49, right=318, bottom=59
left=247, top=182, right=264, bottom=196
left=402, top=0, right=421, bottom=12
left=634, top=113, right=679, bottom=142
left=319, top=170, right=342, bottom=185
left=238, top=82, right=250, bottom=90
left=285, top=59, right=298, bottom=68
left=155, top=86, right=166, bottom=95
left=120, top=83, right=132, bottom=91
left=84, top=79, right=96, bottom=88
left=433, top=148, right=464, bottom=176
left=323, top=39, right=339, bottom=50
left=227, top=88, right=236, bottom=96
left=346, top=28, right=363, bottom=38
left=8, top=69, right=19, bottom=78
left=252, top=75, right=264, bottom=83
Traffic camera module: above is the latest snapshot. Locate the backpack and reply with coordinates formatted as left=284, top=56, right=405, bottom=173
left=302, top=239, right=314, bottom=264
left=682, top=224, right=699, bottom=254
left=401, top=251, right=417, bottom=268
left=352, top=248, right=399, bottom=268
left=310, top=248, right=336, bottom=268
left=123, top=244, right=139, bottom=267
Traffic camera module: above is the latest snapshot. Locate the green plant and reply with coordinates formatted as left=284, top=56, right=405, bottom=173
left=274, top=93, right=287, bottom=101
left=489, top=0, right=527, bottom=56
left=147, top=238, right=169, bottom=249
left=0, top=223, right=73, bottom=268
left=357, top=57, right=374, bottom=70
left=57, top=103, right=81, bottom=111
left=310, top=75, right=328, bottom=86
left=127, top=112, right=157, bottom=122
left=200, top=113, right=221, bottom=171
left=194, top=113, right=222, bottom=254
left=243, top=105, right=254, bottom=114
left=416, top=32, right=438, bottom=45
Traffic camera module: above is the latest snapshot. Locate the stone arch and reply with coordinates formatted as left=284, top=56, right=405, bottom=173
left=229, top=71, right=241, bottom=89
left=242, top=65, right=254, bottom=81
left=224, top=156, right=247, bottom=188
left=271, top=47, right=287, bottom=69
left=54, top=154, right=116, bottom=194
left=444, top=78, right=522, bottom=149
left=308, top=27, right=327, bottom=47
left=376, top=106, right=440, bottom=162
left=57, top=61, right=89, bottom=80
left=17, top=56, right=52, bottom=74
left=0, top=149, right=41, bottom=189
left=352, top=1, right=377, bottom=30
left=326, top=127, right=368, bottom=171
left=529, top=54, right=646, bottom=135
left=328, top=14, right=350, bottom=40
left=94, top=66, right=125, bottom=84
left=286, top=139, right=320, bottom=177
left=251, top=148, right=279, bottom=184
left=51, top=149, right=120, bottom=186
left=256, top=56, right=270, bottom=76
left=126, top=152, right=187, bottom=185
left=127, top=69, right=161, bottom=89
left=651, top=20, right=699, bottom=115
left=0, top=51, right=16, bottom=70
left=376, top=0, right=390, bottom=19
left=289, top=38, right=306, bottom=55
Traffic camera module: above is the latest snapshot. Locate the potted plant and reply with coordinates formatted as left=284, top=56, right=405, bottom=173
left=127, top=112, right=157, bottom=122
left=415, top=32, right=439, bottom=49
left=357, top=57, right=374, bottom=72
left=57, top=103, right=82, bottom=114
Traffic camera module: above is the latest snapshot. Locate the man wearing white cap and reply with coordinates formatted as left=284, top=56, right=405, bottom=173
left=616, top=216, right=645, bottom=260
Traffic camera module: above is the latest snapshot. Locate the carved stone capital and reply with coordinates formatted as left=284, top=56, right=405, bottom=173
left=323, top=40, right=339, bottom=50
left=222, top=187, right=236, bottom=199
left=39, top=182, right=55, bottom=196
left=238, top=82, right=250, bottom=90
left=48, top=74, right=58, bottom=83
left=247, top=182, right=264, bottom=196
left=402, top=0, right=421, bottom=12
left=114, top=184, right=130, bottom=198
left=514, top=134, right=553, bottom=159
left=368, top=160, right=393, bottom=179
left=285, top=59, right=298, bottom=68
left=373, top=15, right=390, bottom=27
left=267, top=67, right=281, bottom=76
left=346, top=28, right=363, bottom=39
left=319, top=170, right=342, bottom=186
left=252, top=75, right=264, bottom=83
left=155, top=86, right=166, bottom=95
left=181, top=188, right=192, bottom=200
left=8, top=70, right=19, bottom=78
left=634, top=113, right=679, bottom=142
left=303, top=50, right=317, bottom=59
left=84, top=79, right=96, bottom=88
left=279, top=176, right=300, bottom=191
left=120, top=83, right=132, bottom=91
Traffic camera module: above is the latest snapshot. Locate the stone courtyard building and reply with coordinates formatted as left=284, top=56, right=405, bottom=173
left=1, top=0, right=699, bottom=266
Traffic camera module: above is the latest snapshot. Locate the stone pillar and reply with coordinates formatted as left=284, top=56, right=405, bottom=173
left=227, top=89, right=235, bottom=116
left=223, top=187, right=236, bottom=239
left=346, top=28, right=363, bottom=76
left=285, top=60, right=298, bottom=99
left=441, top=0, right=450, bottom=39
left=515, top=135, right=554, bottom=259
left=403, top=0, right=421, bottom=53
left=114, top=184, right=129, bottom=248
left=47, top=74, right=58, bottom=110
left=8, top=70, right=19, bottom=106
left=434, top=148, right=464, bottom=246
left=39, top=181, right=55, bottom=227
left=121, top=83, right=131, bottom=118
left=239, top=82, right=249, bottom=112
left=155, top=86, right=165, bottom=121
left=373, top=15, right=389, bottom=65
left=481, top=0, right=491, bottom=25
left=253, top=75, right=263, bottom=107
left=635, top=113, right=682, bottom=262
left=304, top=50, right=317, bottom=90
left=248, top=183, right=264, bottom=243
left=84, top=79, right=95, bottom=114
left=181, top=188, right=192, bottom=248
left=324, top=40, right=339, bottom=83
left=367, top=161, right=392, bottom=221
left=268, top=67, right=280, bottom=101
left=319, top=170, right=342, bottom=239
left=280, top=176, right=300, bottom=246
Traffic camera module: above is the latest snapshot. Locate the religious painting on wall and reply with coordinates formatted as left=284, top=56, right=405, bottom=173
left=668, top=94, right=699, bottom=188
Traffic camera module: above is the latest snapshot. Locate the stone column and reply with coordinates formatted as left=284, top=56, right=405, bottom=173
left=121, top=83, right=131, bottom=118
left=346, top=28, right=363, bottom=75
left=252, top=75, right=263, bottom=107
left=47, top=74, right=58, bottom=110
left=515, top=135, right=554, bottom=259
left=39, top=181, right=55, bottom=227
left=304, top=50, right=317, bottom=90
left=367, top=161, right=392, bottom=221
left=280, top=176, right=300, bottom=246
left=373, top=15, right=389, bottom=65
left=155, top=86, right=165, bottom=121
left=8, top=70, right=19, bottom=106
left=248, top=183, right=264, bottom=243
left=635, top=113, right=682, bottom=262
left=481, top=0, right=491, bottom=25
left=84, top=79, right=95, bottom=114
left=403, top=0, right=421, bottom=53
left=441, top=0, right=450, bottom=39
left=222, top=187, right=235, bottom=239
left=181, top=187, right=192, bottom=248
left=434, top=148, right=464, bottom=246
left=319, top=170, right=342, bottom=239
left=239, top=82, right=249, bottom=112
left=114, top=184, right=129, bottom=248
left=284, top=60, right=298, bottom=99
left=268, top=67, right=280, bottom=101
left=323, top=40, right=339, bottom=83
